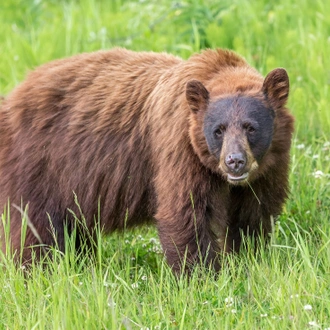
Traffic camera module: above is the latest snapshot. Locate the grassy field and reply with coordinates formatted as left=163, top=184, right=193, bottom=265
left=0, top=0, right=330, bottom=329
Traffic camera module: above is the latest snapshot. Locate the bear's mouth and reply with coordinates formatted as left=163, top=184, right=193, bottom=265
left=227, top=172, right=249, bottom=182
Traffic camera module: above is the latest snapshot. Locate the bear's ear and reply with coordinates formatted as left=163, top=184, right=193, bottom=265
left=186, top=80, right=209, bottom=114
left=262, top=68, right=289, bottom=109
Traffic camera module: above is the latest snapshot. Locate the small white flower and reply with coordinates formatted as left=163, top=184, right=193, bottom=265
left=231, top=309, right=237, bottom=314
left=323, top=141, right=330, bottom=147
left=296, top=143, right=305, bottom=149
left=312, top=155, right=320, bottom=159
left=304, top=304, right=313, bottom=311
left=225, top=297, right=234, bottom=307
left=308, top=320, right=319, bottom=327
left=313, top=170, right=324, bottom=179
left=131, top=282, right=139, bottom=289
left=141, top=275, right=147, bottom=281
left=202, top=301, right=208, bottom=305
left=260, top=313, right=268, bottom=318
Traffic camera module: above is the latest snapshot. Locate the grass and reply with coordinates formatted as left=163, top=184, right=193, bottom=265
left=0, top=0, right=329, bottom=329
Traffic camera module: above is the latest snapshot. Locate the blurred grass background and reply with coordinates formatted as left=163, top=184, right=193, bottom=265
left=0, top=0, right=329, bottom=329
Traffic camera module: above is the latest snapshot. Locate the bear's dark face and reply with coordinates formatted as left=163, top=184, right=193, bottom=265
left=186, top=68, right=290, bottom=185
left=203, top=96, right=274, bottom=184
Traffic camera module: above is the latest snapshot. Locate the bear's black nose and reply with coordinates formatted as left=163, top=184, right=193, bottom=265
left=225, top=153, right=246, bottom=173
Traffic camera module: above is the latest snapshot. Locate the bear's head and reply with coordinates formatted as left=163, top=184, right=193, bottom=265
left=186, top=68, right=290, bottom=185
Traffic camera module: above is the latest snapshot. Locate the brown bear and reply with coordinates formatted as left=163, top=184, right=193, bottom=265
left=0, top=48, right=294, bottom=273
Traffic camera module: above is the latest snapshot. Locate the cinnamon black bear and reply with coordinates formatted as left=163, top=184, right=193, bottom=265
left=0, top=48, right=294, bottom=272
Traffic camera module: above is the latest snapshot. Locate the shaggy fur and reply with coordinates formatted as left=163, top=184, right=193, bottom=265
left=0, top=48, right=294, bottom=272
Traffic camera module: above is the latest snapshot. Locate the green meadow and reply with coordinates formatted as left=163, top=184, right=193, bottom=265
left=0, top=0, right=329, bottom=329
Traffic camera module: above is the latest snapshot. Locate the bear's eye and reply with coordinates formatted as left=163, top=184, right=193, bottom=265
left=243, top=123, right=256, bottom=134
left=214, top=125, right=225, bottom=137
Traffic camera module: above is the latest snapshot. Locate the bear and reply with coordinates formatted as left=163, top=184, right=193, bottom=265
left=0, top=48, right=294, bottom=273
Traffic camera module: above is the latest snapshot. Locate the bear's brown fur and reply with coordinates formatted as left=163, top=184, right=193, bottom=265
left=0, top=48, right=294, bottom=272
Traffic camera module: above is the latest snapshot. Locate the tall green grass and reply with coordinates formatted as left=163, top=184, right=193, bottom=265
left=0, top=0, right=329, bottom=329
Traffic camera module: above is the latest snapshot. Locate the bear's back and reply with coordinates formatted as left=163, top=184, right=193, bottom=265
left=0, top=49, right=182, bottom=233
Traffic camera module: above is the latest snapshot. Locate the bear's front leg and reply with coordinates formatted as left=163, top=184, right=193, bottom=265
left=156, top=212, right=219, bottom=274
left=154, top=176, right=220, bottom=274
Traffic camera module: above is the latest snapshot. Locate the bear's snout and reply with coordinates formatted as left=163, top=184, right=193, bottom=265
left=225, top=153, right=246, bottom=173
left=224, top=152, right=249, bottom=182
